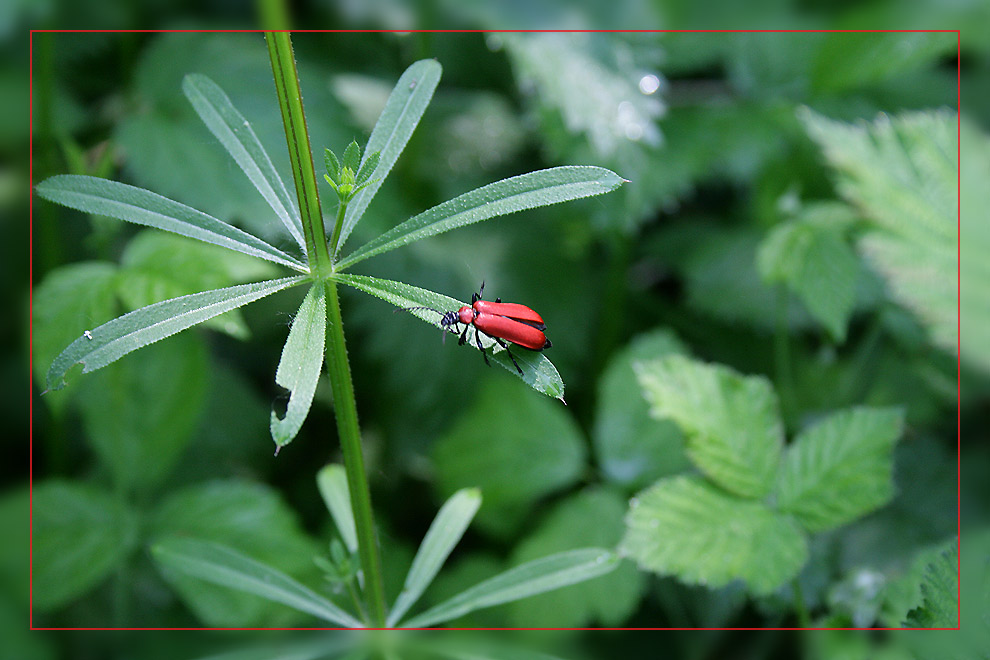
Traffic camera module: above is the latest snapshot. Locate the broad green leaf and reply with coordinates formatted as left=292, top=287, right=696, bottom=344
left=151, top=480, right=326, bottom=627
left=80, top=332, right=208, bottom=495
left=634, top=355, right=783, bottom=498
left=388, top=488, right=482, bottom=627
left=332, top=273, right=564, bottom=400
left=507, top=488, right=646, bottom=628
left=336, top=59, right=442, bottom=251
left=757, top=203, right=860, bottom=342
left=119, top=231, right=279, bottom=339
left=270, top=285, right=326, bottom=449
left=32, top=481, right=138, bottom=610
left=152, top=538, right=362, bottom=628
left=904, top=544, right=959, bottom=628
left=316, top=464, right=358, bottom=553
left=46, top=275, right=305, bottom=391
left=959, top=120, right=990, bottom=375
left=776, top=407, right=904, bottom=533
left=622, top=475, right=808, bottom=596
left=182, top=73, right=305, bottom=251
left=32, top=262, right=119, bottom=413
left=36, top=175, right=306, bottom=271
left=593, top=330, right=690, bottom=489
left=401, top=548, right=618, bottom=629
left=432, top=378, right=585, bottom=537
left=800, top=109, right=957, bottom=359
left=337, top=166, right=625, bottom=269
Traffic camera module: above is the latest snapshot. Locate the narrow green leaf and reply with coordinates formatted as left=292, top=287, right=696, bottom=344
left=337, top=59, right=442, bottom=251
left=182, top=74, right=305, bottom=251
left=324, top=147, right=340, bottom=182
left=36, top=175, right=306, bottom=271
left=400, top=548, right=618, bottom=628
left=46, top=276, right=306, bottom=391
left=388, top=488, right=482, bottom=627
left=338, top=166, right=625, bottom=269
left=634, top=355, right=784, bottom=498
left=355, top=150, right=381, bottom=185
left=316, top=465, right=358, bottom=554
left=152, top=537, right=363, bottom=628
left=33, top=481, right=139, bottom=610
left=622, top=475, right=808, bottom=596
left=270, top=285, right=326, bottom=449
left=332, top=273, right=564, bottom=401
left=776, top=407, right=903, bottom=533
left=341, top=141, right=361, bottom=172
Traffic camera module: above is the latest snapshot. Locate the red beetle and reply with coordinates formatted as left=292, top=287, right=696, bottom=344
left=401, top=282, right=551, bottom=374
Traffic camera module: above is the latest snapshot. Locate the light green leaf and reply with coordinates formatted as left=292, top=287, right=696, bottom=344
left=622, top=475, right=808, bottom=596
left=388, top=488, right=482, bottom=627
left=400, top=548, right=618, bottom=629
left=270, top=285, right=326, bottom=449
left=757, top=203, right=860, bottom=342
left=336, top=59, right=442, bottom=251
left=800, top=109, right=957, bottom=358
left=593, top=330, right=690, bottom=489
left=507, top=488, right=646, bottom=628
left=182, top=73, right=305, bottom=251
left=337, top=166, right=625, bottom=269
left=634, top=355, right=783, bottom=498
left=432, top=378, right=585, bottom=538
left=46, top=275, right=305, bottom=391
left=332, top=273, right=564, bottom=400
left=341, top=140, right=361, bottom=172
left=316, top=465, right=358, bottom=554
left=959, top=120, right=990, bottom=375
left=33, top=481, right=139, bottom=610
left=152, top=537, right=362, bottom=628
left=776, top=407, right=904, bottom=533
left=36, top=175, right=306, bottom=271
left=904, top=544, right=959, bottom=628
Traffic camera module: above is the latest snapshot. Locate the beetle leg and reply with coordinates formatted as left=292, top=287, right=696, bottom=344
left=493, top=336, right=523, bottom=375
left=475, top=328, right=491, bottom=367
left=458, top=323, right=470, bottom=346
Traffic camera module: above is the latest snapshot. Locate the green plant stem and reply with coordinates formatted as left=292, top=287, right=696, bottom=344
left=792, top=577, right=810, bottom=627
left=328, top=198, right=347, bottom=261
left=265, top=32, right=331, bottom=277
left=324, top=279, right=387, bottom=626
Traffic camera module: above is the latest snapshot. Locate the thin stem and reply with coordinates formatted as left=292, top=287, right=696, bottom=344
left=328, top=198, right=346, bottom=261
left=324, top=279, right=387, bottom=626
left=792, top=577, right=810, bottom=627
left=265, top=32, right=331, bottom=277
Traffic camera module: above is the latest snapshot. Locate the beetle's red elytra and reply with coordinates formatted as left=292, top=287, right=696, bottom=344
left=399, top=282, right=550, bottom=374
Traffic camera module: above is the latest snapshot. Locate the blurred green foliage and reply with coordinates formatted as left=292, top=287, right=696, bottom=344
left=11, top=2, right=986, bottom=655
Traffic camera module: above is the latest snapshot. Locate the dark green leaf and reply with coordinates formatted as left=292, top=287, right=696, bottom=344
left=904, top=544, right=960, bottom=628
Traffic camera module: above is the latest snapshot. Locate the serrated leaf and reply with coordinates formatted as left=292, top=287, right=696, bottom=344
left=341, top=140, right=361, bottom=172
left=32, top=481, right=139, bottom=610
left=182, top=73, right=305, bottom=251
left=800, top=109, right=957, bottom=358
left=152, top=538, right=362, bottom=628
left=388, top=488, right=482, bottom=627
left=324, top=147, right=341, bottom=182
left=400, top=548, right=618, bottom=628
left=776, top=407, right=904, bottom=533
left=593, top=330, right=691, bottom=489
left=45, top=275, right=305, bottom=391
left=332, top=273, right=564, bottom=400
left=507, top=488, right=646, bottom=628
left=35, top=175, right=305, bottom=271
left=622, top=475, right=808, bottom=595
left=904, top=544, right=959, bottom=628
left=634, top=355, right=783, bottom=498
left=270, top=285, right=326, bottom=448
left=432, top=378, right=585, bottom=538
left=757, top=203, right=860, bottom=342
left=337, top=59, right=442, bottom=251
left=337, top=166, right=625, bottom=269
left=316, top=465, right=358, bottom=554
left=355, top=150, right=380, bottom=185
